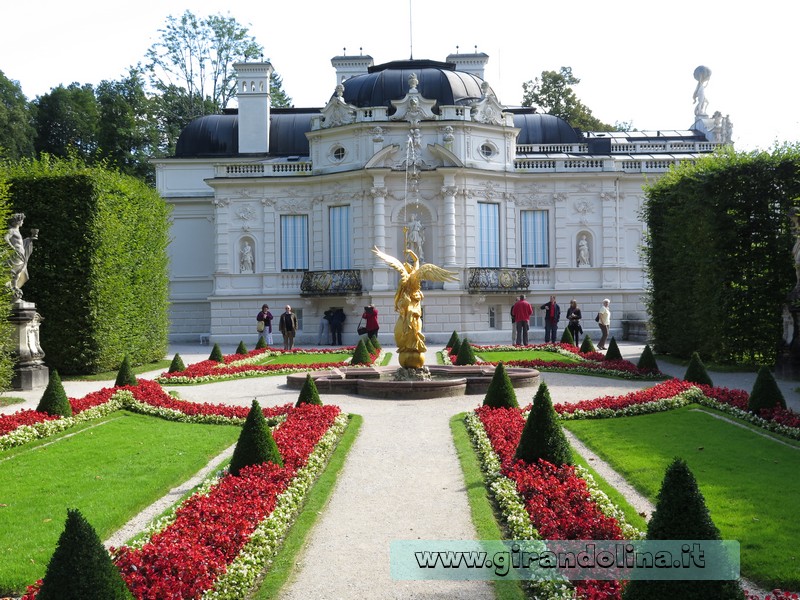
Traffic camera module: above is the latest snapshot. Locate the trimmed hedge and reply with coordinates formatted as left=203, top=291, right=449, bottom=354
left=296, top=373, right=323, bottom=406
left=229, top=399, right=283, bottom=476
left=684, top=351, right=713, bottom=387
left=0, top=173, right=17, bottom=390
left=36, top=370, right=72, bottom=417
left=482, top=362, right=519, bottom=409
left=514, top=382, right=572, bottom=467
left=748, top=365, right=787, bottom=413
left=4, top=157, right=170, bottom=375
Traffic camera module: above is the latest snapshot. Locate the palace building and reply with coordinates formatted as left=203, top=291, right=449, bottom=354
left=154, top=52, right=727, bottom=346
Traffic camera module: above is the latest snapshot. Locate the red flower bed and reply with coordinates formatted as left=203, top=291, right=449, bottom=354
left=0, top=409, right=60, bottom=436
left=22, top=403, right=340, bottom=600
left=475, top=405, right=623, bottom=599
left=552, top=379, right=697, bottom=415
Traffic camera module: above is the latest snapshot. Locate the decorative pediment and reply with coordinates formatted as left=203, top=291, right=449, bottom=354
left=470, top=83, right=506, bottom=125
left=390, top=73, right=437, bottom=125
left=320, top=84, right=356, bottom=128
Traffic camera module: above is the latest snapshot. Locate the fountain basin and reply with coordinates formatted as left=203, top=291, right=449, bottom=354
left=286, top=365, right=539, bottom=400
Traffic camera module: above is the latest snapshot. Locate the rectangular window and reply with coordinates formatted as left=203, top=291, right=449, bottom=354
left=520, top=210, right=549, bottom=267
left=281, top=215, right=308, bottom=271
left=477, top=202, right=500, bottom=267
left=329, top=206, right=351, bottom=270
left=488, top=306, right=496, bottom=329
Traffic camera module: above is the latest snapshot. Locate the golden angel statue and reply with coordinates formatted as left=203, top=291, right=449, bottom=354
left=372, top=246, right=458, bottom=368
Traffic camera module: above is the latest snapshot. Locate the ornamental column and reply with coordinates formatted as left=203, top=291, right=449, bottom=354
left=370, top=173, right=390, bottom=291
left=441, top=173, right=459, bottom=290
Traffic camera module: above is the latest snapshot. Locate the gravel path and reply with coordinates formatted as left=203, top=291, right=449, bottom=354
left=3, top=341, right=797, bottom=599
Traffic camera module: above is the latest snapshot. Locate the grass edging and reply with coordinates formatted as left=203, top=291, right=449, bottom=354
left=251, top=413, right=363, bottom=599
left=450, top=412, right=526, bottom=600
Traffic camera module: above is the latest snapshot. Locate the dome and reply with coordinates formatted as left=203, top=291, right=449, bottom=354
left=340, top=59, right=489, bottom=111
left=511, top=111, right=581, bottom=145
left=175, top=110, right=315, bottom=158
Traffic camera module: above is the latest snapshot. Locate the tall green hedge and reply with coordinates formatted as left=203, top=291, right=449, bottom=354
left=3, top=157, right=170, bottom=374
left=0, top=171, right=16, bottom=390
left=643, top=147, right=800, bottom=365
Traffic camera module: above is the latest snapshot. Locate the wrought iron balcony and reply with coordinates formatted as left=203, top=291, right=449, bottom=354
left=467, top=268, right=530, bottom=293
left=300, top=270, right=362, bottom=296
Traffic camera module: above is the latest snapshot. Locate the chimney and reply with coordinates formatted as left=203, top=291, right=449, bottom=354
left=235, top=61, right=273, bottom=154
left=446, top=50, right=489, bottom=80
left=331, top=52, right=374, bottom=87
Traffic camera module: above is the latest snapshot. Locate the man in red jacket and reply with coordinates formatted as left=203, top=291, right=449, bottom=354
left=511, top=295, right=534, bottom=346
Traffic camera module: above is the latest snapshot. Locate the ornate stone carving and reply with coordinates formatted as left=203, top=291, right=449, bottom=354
left=320, top=83, right=356, bottom=128
left=470, top=82, right=506, bottom=125
left=390, top=74, right=437, bottom=125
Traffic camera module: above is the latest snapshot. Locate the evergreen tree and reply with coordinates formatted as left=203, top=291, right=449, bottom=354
left=235, top=340, right=248, bottom=355
left=36, top=508, right=134, bottom=600
left=580, top=334, right=596, bottom=353
left=603, top=337, right=623, bottom=361
left=229, top=399, right=283, bottom=476
left=514, top=382, right=572, bottom=466
left=446, top=330, right=460, bottom=350
left=451, top=336, right=462, bottom=357
left=209, top=342, right=224, bottom=362
left=351, top=339, right=372, bottom=365
left=622, top=458, right=743, bottom=600
left=296, top=373, right=323, bottom=406
left=455, top=338, right=477, bottom=365
left=256, top=335, right=267, bottom=349
left=363, top=335, right=376, bottom=354
left=684, top=351, right=713, bottom=386
left=168, top=353, right=186, bottom=373
left=114, top=354, right=137, bottom=387
left=637, top=344, right=659, bottom=371
left=747, top=365, right=786, bottom=414
left=482, top=362, right=519, bottom=408
left=560, top=326, right=575, bottom=346
left=36, top=370, right=72, bottom=417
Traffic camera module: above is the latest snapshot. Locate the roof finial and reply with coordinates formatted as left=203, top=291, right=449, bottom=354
left=343, top=47, right=346, bottom=56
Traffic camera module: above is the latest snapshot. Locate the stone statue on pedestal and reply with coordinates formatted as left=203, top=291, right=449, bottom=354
left=5, top=213, right=37, bottom=299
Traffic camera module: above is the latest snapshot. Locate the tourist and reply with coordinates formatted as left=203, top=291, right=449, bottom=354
left=540, top=295, right=561, bottom=343
left=598, top=299, right=611, bottom=350
left=566, top=299, right=582, bottom=346
left=279, top=305, right=299, bottom=350
left=330, top=308, right=346, bottom=345
left=318, top=310, right=333, bottom=345
left=362, top=304, right=380, bottom=340
left=511, top=295, right=533, bottom=346
left=256, top=304, right=273, bottom=345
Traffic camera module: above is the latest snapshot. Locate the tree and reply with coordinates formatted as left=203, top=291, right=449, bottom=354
left=32, top=83, right=99, bottom=160
left=684, top=352, right=713, bottom=387
left=521, top=67, right=614, bottom=131
left=296, top=373, right=323, bottom=406
left=0, top=70, right=35, bottom=160
left=482, top=362, right=519, bottom=409
left=514, top=382, right=572, bottom=466
left=114, top=355, right=137, bottom=387
left=229, top=399, right=282, bottom=476
left=748, top=365, right=786, bottom=414
left=36, top=370, right=72, bottom=417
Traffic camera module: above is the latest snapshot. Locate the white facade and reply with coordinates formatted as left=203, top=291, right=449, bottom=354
left=155, top=55, right=722, bottom=346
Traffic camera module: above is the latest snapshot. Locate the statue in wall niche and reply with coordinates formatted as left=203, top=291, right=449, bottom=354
left=406, top=213, right=425, bottom=261
left=577, top=235, right=591, bottom=267
left=5, top=213, right=38, bottom=300
left=240, top=241, right=254, bottom=274
left=372, top=246, right=458, bottom=369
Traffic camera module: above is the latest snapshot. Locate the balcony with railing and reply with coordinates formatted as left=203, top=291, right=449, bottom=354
left=300, top=270, right=363, bottom=296
left=466, top=268, right=531, bottom=293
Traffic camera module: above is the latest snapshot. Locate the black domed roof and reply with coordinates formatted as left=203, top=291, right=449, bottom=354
left=340, top=59, right=488, bottom=111
left=175, top=110, right=315, bottom=158
left=511, top=111, right=581, bottom=145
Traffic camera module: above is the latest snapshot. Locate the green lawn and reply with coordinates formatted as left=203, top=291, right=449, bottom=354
left=62, top=359, right=173, bottom=381
left=563, top=406, right=800, bottom=590
left=0, top=412, right=240, bottom=595
left=256, top=352, right=351, bottom=366
left=476, top=350, right=582, bottom=364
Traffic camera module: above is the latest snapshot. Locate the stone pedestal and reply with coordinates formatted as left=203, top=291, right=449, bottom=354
left=9, top=300, right=48, bottom=390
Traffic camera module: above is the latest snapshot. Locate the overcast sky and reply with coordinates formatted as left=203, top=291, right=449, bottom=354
left=2, top=0, right=796, bottom=151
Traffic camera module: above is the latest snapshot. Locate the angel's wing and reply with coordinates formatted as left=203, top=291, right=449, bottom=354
left=418, top=263, right=459, bottom=283
left=372, top=246, right=406, bottom=275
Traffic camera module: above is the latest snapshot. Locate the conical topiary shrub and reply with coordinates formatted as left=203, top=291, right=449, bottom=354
left=296, top=373, right=323, bottom=406
left=603, top=337, right=623, bottom=361
left=36, top=508, right=134, bottom=600
left=637, top=344, right=658, bottom=371
left=351, top=338, right=372, bottom=365
left=446, top=330, right=460, bottom=351
left=560, top=327, right=575, bottom=346
left=36, top=370, right=72, bottom=417
left=748, top=365, right=786, bottom=414
left=482, top=362, right=519, bottom=408
left=168, top=353, right=186, bottom=373
left=450, top=336, right=463, bottom=357
left=372, top=335, right=382, bottom=350
left=209, top=343, right=224, bottom=362
left=114, top=355, right=137, bottom=388
left=236, top=340, right=248, bottom=355
left=684, top=351, right=713, bottom=387
left=580, top=334, right=596, bottom=354
left=363, top=335, right=376, bottom=354
left=256, top=335, right=268, bottom=349
left=229, top=399, right=283, bottom=476
left=514, top=382, right=572, bottom=466
left=622, top=458, right=743, bottom=600
left=455, top=338, right=477, bottom=365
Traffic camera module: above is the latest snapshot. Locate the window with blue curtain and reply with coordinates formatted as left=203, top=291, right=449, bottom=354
left=329, top=206, right=351, bottom=270
left=477, top=202, right=500, bottom=267
left=280, top=214, right=308, bottom=271
left=520, top=210, right=549, bottom=267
